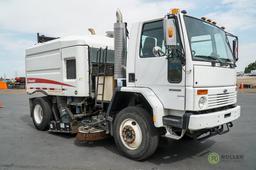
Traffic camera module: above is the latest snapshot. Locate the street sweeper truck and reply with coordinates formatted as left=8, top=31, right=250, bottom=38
left=25, top=9, right=240, bottom=160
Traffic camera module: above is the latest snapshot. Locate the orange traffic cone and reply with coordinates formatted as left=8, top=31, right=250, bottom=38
left=239, top=83, right=244, bottom=89
left=0, top=100, right=3, bottom=108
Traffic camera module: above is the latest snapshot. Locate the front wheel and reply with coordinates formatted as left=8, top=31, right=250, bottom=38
left=113, top=106, right=159, bottom=160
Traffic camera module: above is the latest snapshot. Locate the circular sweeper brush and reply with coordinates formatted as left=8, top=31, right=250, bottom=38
left=76, top=126, right=109, bottom=142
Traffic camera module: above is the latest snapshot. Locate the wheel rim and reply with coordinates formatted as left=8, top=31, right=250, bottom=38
left=119, top=118, right=142, bottom=150
left=34, top=104, right=43, bottom=124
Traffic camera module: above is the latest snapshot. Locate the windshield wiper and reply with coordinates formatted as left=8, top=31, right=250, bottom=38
left=195, top=55, right=224, bottom=64
left=220, top=58, right=233, bottom=63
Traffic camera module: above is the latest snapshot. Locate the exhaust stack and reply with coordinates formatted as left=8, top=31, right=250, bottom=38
left=114, top=9, right=127, bottom=80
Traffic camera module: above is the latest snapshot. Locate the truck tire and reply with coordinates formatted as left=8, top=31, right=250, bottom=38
left=113, top=106, right=159, bottom=160
left=31, top=98, right=52, bottom=131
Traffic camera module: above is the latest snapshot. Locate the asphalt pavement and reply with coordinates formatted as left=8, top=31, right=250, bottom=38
left=0, top=90, right=255, bottom=170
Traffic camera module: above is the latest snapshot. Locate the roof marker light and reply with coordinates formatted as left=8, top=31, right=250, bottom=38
left=170, top=8, right=180, bottom=15
left=206, top=19, right=212, bottom=22
left=201, top=17, right=206, bottom=20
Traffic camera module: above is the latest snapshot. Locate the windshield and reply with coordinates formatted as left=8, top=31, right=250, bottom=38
left=184, top=16, right=234, bottom=63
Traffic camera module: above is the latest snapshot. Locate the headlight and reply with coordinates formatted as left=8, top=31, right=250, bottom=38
left=198, top=96, right=207, bottom=109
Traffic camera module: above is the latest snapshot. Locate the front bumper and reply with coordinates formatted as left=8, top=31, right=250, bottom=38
left=188, top=105, right=240, bottom=130
left=162, top=105, right=240, bottom=131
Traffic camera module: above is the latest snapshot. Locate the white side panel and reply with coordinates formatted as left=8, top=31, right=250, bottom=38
left=25, top=35, right=113, bottom=97
left=61, top=46, right=89, bottom=97
left=26, top=46, right=89, bottom=97
left=26, top=49, right=64, bottom=95
left=26, top=51, right=61, bottom=72
left=194, top=65, right=236, bottom=87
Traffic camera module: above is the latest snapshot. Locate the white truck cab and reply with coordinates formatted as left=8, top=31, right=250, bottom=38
left=124, top=10, right=240, bottom=135
left=26, top=9, right=240, bottom=160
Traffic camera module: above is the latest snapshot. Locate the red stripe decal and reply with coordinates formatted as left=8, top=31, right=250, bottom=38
left=49, top=88, right=55, bottom=90
left=27, top=78, right=74, bottom=87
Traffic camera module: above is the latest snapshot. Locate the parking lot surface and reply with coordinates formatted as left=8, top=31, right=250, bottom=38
left=0, top=90, right=255, bottom=170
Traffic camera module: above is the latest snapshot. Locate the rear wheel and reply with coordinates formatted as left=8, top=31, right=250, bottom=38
left=32, top=98, right=52, bottom=131
left=113, top=106, right=159, bottom=160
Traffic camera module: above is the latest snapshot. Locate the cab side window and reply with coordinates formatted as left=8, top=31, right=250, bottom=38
left=140, top=20, right=165, bottom=58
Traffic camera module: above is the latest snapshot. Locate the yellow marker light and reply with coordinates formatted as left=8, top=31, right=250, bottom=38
left=201, top=17, right=207, bottom=20
left=206, top=19, right=212, bottom=23
left=197, top=89, right=208, bottom=95
left=168, top=27, right=174, bottom=38
left=170, top=8, right=180, bottom=15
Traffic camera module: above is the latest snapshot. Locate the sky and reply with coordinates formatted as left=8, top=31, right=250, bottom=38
left=0, top=0, right=255, bottom=78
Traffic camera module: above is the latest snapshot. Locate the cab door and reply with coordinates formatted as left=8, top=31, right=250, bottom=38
left=135, top=20, right=185, bottom=110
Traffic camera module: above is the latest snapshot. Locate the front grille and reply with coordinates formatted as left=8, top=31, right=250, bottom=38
left=208, top=92, right=236, bottom=109
left=190, top=104, right=236, bottom=114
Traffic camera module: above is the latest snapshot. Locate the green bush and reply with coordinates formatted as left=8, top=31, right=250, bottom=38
left=244, top=61, right=256, bottom=73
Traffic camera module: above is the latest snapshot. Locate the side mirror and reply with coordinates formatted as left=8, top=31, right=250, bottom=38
left=164, top=17, right=177, bottom=46
left=227, top=33, right=238, bottom=62
left=232, top=39, right=238, bottom=61
left=153, top=46, right=165, bottom=57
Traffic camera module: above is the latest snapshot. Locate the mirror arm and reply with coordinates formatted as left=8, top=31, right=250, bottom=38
left=165, top=47, right=186, bottom=65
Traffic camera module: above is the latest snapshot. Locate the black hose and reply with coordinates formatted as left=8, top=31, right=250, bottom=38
left=56, top=97, right=74, bottom=120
